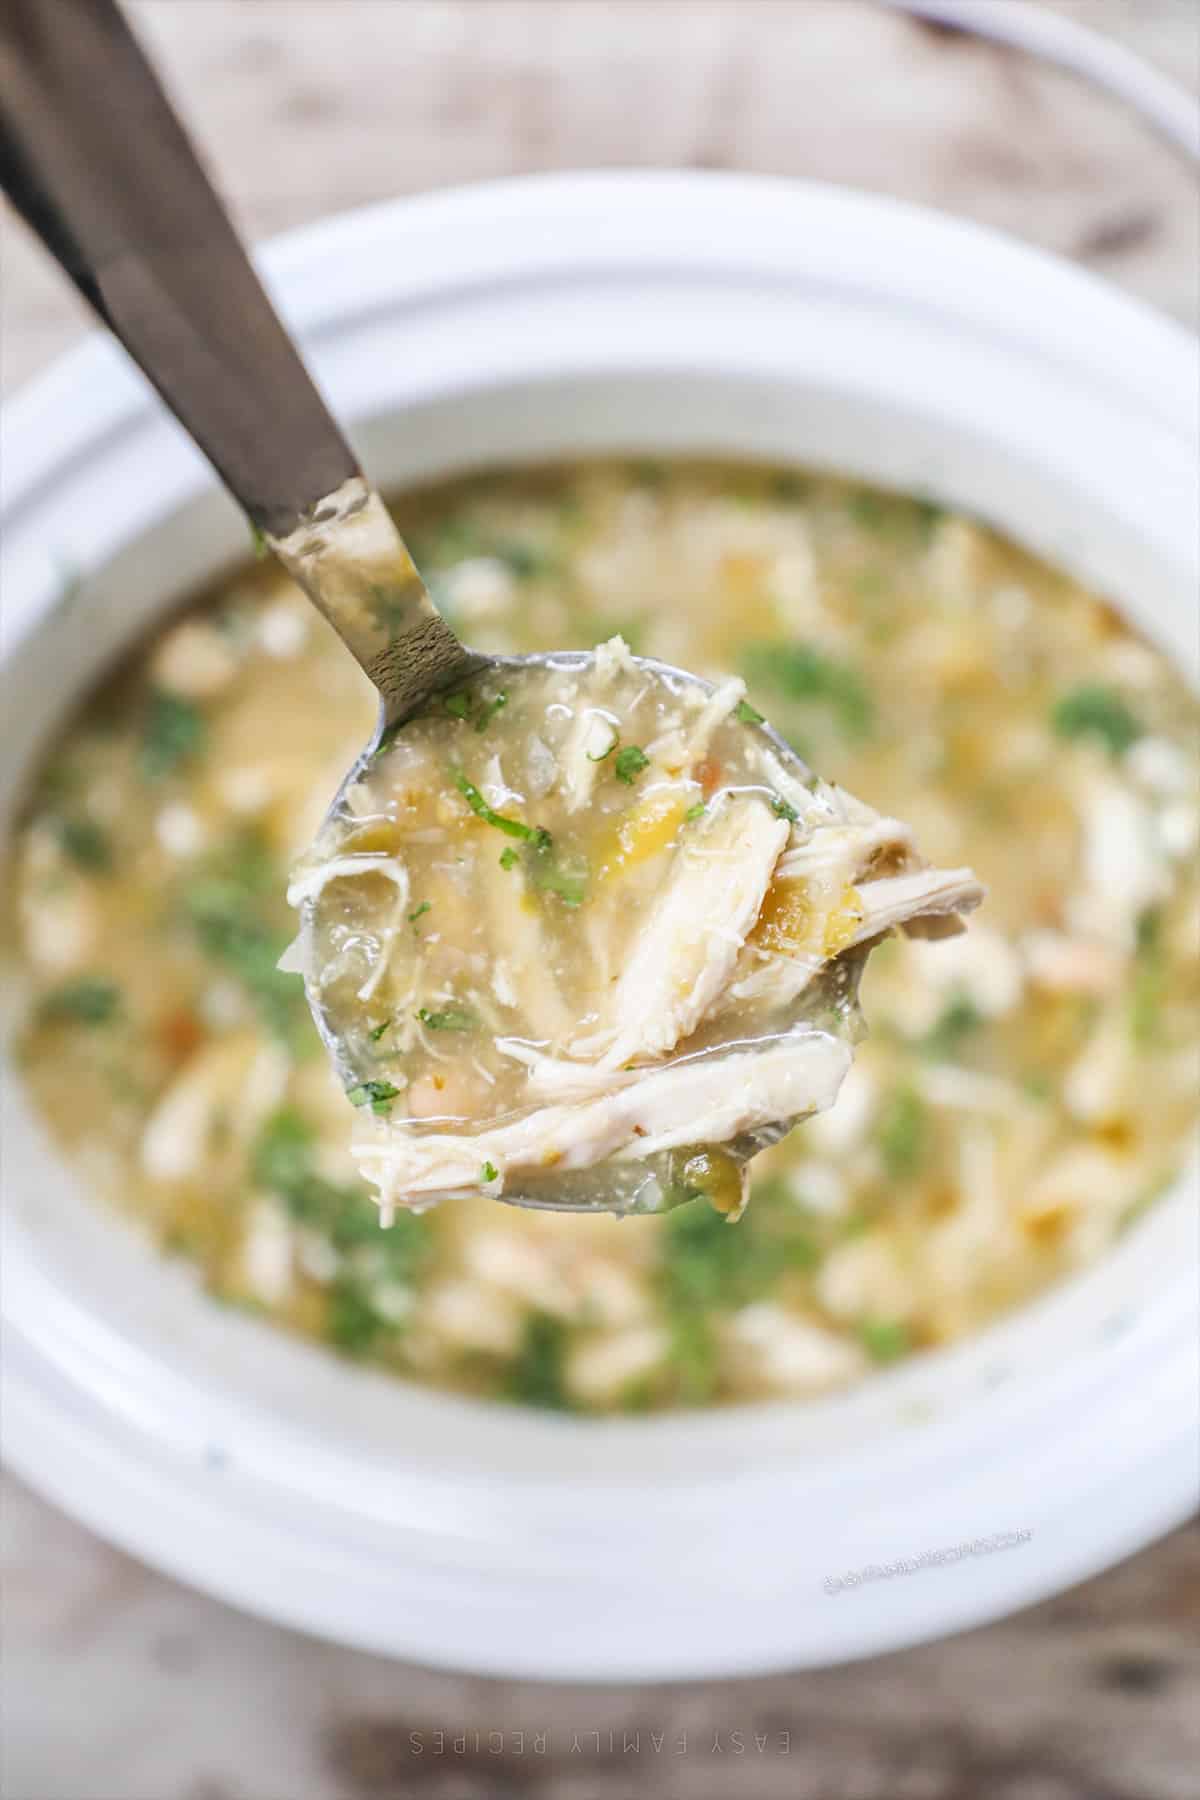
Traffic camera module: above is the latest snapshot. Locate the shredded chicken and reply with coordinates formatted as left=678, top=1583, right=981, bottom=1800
left=571, top=796, right=789, bottom=1066
left=848, top=866, right=985, bottom=945
left=353, top=1032, right=853, bottom=1208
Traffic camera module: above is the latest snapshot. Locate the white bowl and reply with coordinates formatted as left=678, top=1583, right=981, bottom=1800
left=2, top=172, right=1197, bottom=1681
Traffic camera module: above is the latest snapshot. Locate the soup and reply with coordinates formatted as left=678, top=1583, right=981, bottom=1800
left=9, top=463, right=1198, bottom=1411
left=298, top=640, right=979, bottom=1215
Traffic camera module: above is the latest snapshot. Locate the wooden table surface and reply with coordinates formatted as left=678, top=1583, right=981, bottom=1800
left=2, top=5, right=1197, bottom=1797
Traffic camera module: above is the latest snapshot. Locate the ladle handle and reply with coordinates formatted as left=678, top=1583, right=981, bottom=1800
left=0, top=0, right=477, bottom=718
left=0, top=0, right=358, bottom=539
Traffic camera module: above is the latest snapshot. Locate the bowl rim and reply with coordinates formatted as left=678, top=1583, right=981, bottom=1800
left=2, top=169, right=1198, bottom=1680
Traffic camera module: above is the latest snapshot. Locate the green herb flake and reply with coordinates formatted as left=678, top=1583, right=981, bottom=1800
left=346, top=1078, right=401, bottom=1115
left=481, top=1161, right=499, bottom=1184
left=495, top=541, right=555, bottom=581
left=416, top=1004, right=475, bottom=1033
left=182, top=835, right=308, bottom=1047
left=741, top=641, right=874, bottom=740
left=734, top=699, right=765, bottom=725
left=526, top=838, right=588, bottom=907
left=39, top=977, right=122, bottom=1026
left=684, top=801, right=707, bottom=823
left=443, top=691, right=472, bottom=720
left=326, top=1280, right=386, bottom=1356
left=1051, top=684, right=1143, bottom=757
left=56, top=817, right=112, bottom=872
left=367, top=1018, right=393, bottom=1043
left=499, top=847, right=520, bottom=870
left=505, top=1311, right=573, bottom=1411
left=250, top=1108, right=430, bottom=1271
left=662, top=1185, right=821, bottom=1313
left=475, top=692, right=508, bottom=732
left=771, top=795, right=799, bottom=824
left=371, top=717, right=407, bottom=762
left=667, top=1309, right=720, bottom=1406
left=452, top=770, right=549, bottom=844
left=878, top=1086, right=928, bottom=1181
left=613, top=745, right=650, bottom=785
left=248, top=520, right=268, bottom=560
left=858, top=1318, right=912, bottom=1365
left=920, top=995, right=983, bottom=1061
left=140, top=689, right=206, bottom=780
left=407, top=900, right=431, bottom=925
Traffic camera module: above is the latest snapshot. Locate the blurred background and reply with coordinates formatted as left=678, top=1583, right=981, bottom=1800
left=2, top=3, right=1197, bottom=1797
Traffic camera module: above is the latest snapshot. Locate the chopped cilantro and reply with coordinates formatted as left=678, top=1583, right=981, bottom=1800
left=40, top=977, right=121, bottom=1025
left=1051, top=684, right=1142, bottom=757
left=481, top=1161, right=499, bottom=1184
left=658, top=1190, right=819, bottom=1403
left=438, top=683, right=506, bottom=729
left=416, top=1004, right=475, bottom=1032
left=452, top=770, right=550, bottom=845
left=56, top=817, right=112, bottom=872
left=734, top=698, right=764, bottom=725
left=858, top=1318, right=912, bottom=1364
left=663, top=1185, right=819, bottom=1306
left=326, top=1280, right=386, bottom=1356
left=741, top=641, right=874, bottom=739
left=251, top=1109, right=429, bottom=1273
left=407, top=900, right=431, bottom=924
left=367, top=1018, right=393, bottom=1043
left=346, top=1079, right=401, bottom=1115
left=182, top=834, right=308, bottom=1046
left=499, top=847, right=519, bottom=870
left=920, top=995, right=982, bottom=1060
left=140, top=689, right=206, bottom=779
left=475, top=692, right=508, bottom=731
left=526, top=838, right=588, bottom=907
left=613, top=745, right=650, bottom=785
left=878, top=1086, right=928, bottom=1180
left=667, top=1309, right=720, bottom=1406
left=771, top=795, right=799, bottom=824
left=506, top=1312, right=573, bottom=1411
left=250, top=1108, right=316, bottom=1197
left=684, top=801, right=707, bottom=823
left=494, top=541, right=556, bottom=580
left=371, top=716, right=407, bottom=761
